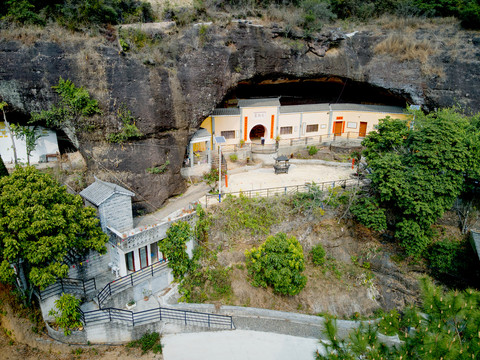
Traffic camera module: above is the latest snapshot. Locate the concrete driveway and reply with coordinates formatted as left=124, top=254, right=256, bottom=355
left=162, top=330, right=326, bottom=360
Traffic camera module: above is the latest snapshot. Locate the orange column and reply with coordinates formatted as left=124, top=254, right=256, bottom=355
left=244, top=116, right=248, bottom=141
left=270, top=115, right=275, bottom=139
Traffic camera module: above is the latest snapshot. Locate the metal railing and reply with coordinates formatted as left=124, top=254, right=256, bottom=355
left=38, top=277, right=96, bottom=301
left=217, top=133, right=364, bottom=154
left=97, top=260, right=169, bottom=308
left=78, top=305, right=235, bottom=329
left=205, top=178, right=362, bottom=207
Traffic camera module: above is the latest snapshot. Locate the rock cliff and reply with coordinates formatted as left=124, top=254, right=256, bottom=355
left=0, top=21, right=479, bottom=209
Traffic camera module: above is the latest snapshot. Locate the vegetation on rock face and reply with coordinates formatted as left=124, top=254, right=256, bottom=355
left=48, top=293, right=82, bottom=336
left=316, top=278, right=480, bottom=359
left=107, top=103, right=142, bottom=143
left=362, top=108, right=480, bottom=258
left=0, top=167, right=108, bottom=303
left=158, top=221, right=192, bottom=280
left=31, top=77, right=101, bottom=131
left=245, top=232, right=307, bottom=296
left=310, top=243, right=326, bottom=266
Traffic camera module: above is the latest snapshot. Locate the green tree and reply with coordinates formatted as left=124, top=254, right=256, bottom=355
left=10, top=124, right=45, bottom=165
left=362, top=108, right=480, bottom=257
left=0, top=167, right=108, bottom=303
left=245, top=232, right=307, bottom=296
left=48, top=293, right=82, bottom=336
left=159, top=221, right=192, bottom=280
left=350, top=196, right=387, bottom=232
left=316, top=278, right=480, bottom=359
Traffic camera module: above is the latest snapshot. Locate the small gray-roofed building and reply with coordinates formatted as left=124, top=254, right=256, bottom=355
left=212, top=108, right=241, bottom=116
left=331, top=103, right=404, bottom=114
left=280, top=104, right=330, bottom=113
left=470, top=230, right=480, bottom=261
left=80, top=179, right=135, bottom=233
left=238, top=98, right=281, bottom=108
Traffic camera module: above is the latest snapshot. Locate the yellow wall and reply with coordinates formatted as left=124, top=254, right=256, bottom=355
left=301, top=111, right=330, bottom=136
left=331, top=111, right=408, bottom=138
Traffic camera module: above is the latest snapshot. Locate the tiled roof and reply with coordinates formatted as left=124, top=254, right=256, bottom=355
left=471, top=231, right=480, bottom=261
left=331, top=103, right=405, bottom=114
left=80, top=178, right=135, bottom=206
left=280, top=104, right=330, bottom=113
left=212, top=108, right=240, bottom=116
left=238, top=98, right=280, bottom=108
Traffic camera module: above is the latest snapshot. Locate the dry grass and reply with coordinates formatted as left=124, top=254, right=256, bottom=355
left=374, top=33, right=436, bottom=63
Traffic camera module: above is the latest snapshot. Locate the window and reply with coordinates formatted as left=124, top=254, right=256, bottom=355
left=150, top=242, right=159, bottom=264
left=125, top=251, right=135, bottom=272
left=139, top=246, right=148, bottom=269
left=221, top=130, right=235, bottom=139
left=280, top=126, right=293, bottom=135
left=306, top=124, right=319, bottom=133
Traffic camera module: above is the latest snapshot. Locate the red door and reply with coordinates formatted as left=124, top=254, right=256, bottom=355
left=359, top=122, right=367, bottom=137
left=334, top=121, right=343, bottom=136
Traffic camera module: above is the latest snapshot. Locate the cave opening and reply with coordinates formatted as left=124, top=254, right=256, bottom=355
left=217, top=75, right=411, bottom=108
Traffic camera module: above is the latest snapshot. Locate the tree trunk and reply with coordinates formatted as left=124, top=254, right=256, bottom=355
left=1, top=110, right=17, bottom=166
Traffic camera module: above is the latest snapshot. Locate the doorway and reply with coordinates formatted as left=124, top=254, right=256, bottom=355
left=359, top=122, right=367, bottom=137
left=249, top=125, right=266, bottom=141
left=333, top=121, right=343, bottom=136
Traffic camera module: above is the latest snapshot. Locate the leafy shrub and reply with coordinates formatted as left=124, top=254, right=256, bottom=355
left=310, top=243, right=326, bottom=265
left=203, top=168, right=226, bottom=186
left=158, top=221, right=192, bottom=280
left=292, top=183, right=325, bottom=217
left=31, top=77, right=101, bottom=129
left=106, top=104, right=142, bottom=143
left=425, top=238, right=461, bottom=275
left=217, top=194, right=283, bottom=236
left=350, top=196, right=387, bottom=232
left=179, top=248, right=232, bottom=303
left=395, top=219, right=432, bottom=258
left=127, top=331, right=162, bottom=354
left=245, top=232, right=307, bottom=296
left=3, top=0, right=154, bottom=29
left=459, top=0, right=480, bottom=29
left=146, top=161, right=170, bottom=174
left=307, top=145, right=318, bottom=155
left=301, top=0, right=336, bottom=34
left=48, top=294, right=82, bottom=336
left=229, top=153, right=238, bottom=162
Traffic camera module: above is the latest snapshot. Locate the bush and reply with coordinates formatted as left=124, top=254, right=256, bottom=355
left=307, top=145, right=318, bottom=155
left=127, top=331, right=162, bottom=354
left=158, top=221, right=192, bottom=280
left=107, top=103, right=142, bottom=143
left=245, top=232, right=307, bottom=296
left=311, top=243, right=326, bottom=265
left=48, top=294, right=82, bottom=336
left=229, top=153, right=238, bottom=162
left=218, top=194, right=283, bottom=236
left=350, top=196, right=387, bottom=232
left=395, top=219, right=432, bottom=258
left=425, top=238, right=461, bottom=275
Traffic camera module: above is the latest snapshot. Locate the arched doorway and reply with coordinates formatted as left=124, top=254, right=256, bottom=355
left=249, top=125, right=266, bottom=141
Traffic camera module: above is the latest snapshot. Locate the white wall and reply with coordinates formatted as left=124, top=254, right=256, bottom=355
left=0, top=123, right=59, bottom=164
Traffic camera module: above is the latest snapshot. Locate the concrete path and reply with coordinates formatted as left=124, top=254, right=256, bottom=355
left=162, top=330, right=326, bottom=360
left=224, top=163, right=354, bottom=193
left=134, top=182, right=210, bottom=228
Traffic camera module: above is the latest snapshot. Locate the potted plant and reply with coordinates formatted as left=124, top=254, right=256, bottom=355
left=143, top=289, right=151, bottom=301
left=126, top=299, right=136, bottom=310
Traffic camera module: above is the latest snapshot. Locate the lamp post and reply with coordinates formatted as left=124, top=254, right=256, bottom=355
left=214, top=136, right=226, bottom=203
left=218, top=143, right=221, bottom=202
